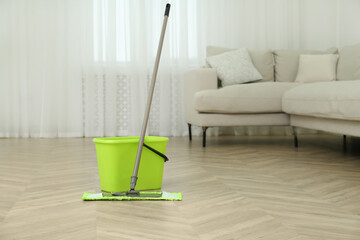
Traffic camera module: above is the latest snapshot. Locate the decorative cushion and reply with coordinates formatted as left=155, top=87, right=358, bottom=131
left=295, top=54, right=338, bottom=83
left=273, top=48, right=338, bottom=82
left=194, top=82, right=300, bottom=114
left=282, top=80, right=360, bottom=120
left=337, top=43, right=360, bottom=80
left=207, top=46, right=274, bottom=82
left=206, top=48, right=263, bottom=86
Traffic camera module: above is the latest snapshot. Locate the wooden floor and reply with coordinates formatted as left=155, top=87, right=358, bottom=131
left=0, top=135, right=360, bottom=239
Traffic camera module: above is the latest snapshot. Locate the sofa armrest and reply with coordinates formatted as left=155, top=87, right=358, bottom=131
left=183, top=68, right=218, bottom=124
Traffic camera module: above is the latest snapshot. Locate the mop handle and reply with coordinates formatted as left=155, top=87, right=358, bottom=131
left=130, top=4, right=170, bottom=191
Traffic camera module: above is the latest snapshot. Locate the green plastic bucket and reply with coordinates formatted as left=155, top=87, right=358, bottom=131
left=93, top=136, right=169, bottom=193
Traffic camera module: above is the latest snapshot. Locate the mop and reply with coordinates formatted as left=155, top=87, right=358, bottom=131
left=83, top=3, right=181, bottom=201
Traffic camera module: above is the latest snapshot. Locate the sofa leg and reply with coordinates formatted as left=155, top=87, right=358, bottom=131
left=291, top=127, right=298, bottom=148
left=188, top=123, right=192, bottom=141
left=202, top=127, right=208, bottom=147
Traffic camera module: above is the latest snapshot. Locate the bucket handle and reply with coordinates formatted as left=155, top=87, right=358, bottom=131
left=143, top=143, right=169, bottom=162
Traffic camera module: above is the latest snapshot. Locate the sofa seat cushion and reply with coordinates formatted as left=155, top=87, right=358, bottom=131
left=194, top=82, right=300, bottom=114
left=282, top=80, right=360, bottom=120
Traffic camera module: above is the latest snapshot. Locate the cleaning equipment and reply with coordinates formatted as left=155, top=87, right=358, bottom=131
left=92, top=136, right=169, bottom=193
left=83, top=192, right=182, bottom=201
left=83, top=3, right=181, bottom=201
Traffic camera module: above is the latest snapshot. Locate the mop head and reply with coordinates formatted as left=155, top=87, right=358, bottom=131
left=82, top=192, right=182, bottom=201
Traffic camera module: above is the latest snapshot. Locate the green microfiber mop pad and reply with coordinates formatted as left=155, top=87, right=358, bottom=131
left=82, top=192, right=182, bottom=201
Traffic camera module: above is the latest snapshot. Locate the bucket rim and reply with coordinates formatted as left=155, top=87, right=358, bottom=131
left=93, top=136, right=169, bottom=144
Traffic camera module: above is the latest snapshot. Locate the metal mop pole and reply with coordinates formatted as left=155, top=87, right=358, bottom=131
left=129, top=4, right=170, bottom=193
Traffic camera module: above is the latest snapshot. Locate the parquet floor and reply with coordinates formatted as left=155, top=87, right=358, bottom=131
left=0, top=135, right=360, bottom=239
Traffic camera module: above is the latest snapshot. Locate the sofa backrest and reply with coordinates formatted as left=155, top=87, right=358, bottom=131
left=205, top=46, right=352, bottom=83
left=337, top=43, right=360, bottom=81
left=273, top=48, right=338, bottom=82
left=206, top=46, right=274, bottom=82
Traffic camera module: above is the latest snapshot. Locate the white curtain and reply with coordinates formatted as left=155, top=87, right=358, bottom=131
left=0, top=0, right=203, bottom=137
left=1, top=0, right=360, bottom=138
left=81, top=0, right=203, bottom=137
left=0, top=0, right=85, bottom=137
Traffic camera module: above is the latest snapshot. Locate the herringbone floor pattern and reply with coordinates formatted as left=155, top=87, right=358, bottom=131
left=0, top=135, right=360, bottom=239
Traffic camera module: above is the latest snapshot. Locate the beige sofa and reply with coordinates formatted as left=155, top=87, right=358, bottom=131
left=184, top=44, right=360, bottom=147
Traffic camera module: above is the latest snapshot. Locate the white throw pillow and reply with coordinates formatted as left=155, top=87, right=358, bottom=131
left=295, top=54, right=338, bottom=83
left=206, top=48, right=263, bottom=86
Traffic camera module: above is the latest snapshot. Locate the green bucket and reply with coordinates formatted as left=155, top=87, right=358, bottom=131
left=93, top=136, right=169, bottom=193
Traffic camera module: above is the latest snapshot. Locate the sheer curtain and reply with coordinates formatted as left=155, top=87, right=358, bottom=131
left=0, top=0, right=85, bottom=137
left=1, top=0, right=360, bottom=138
left=82, top=0, right=203, bottom=137
left=0, top=0, right=203, bottom=137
